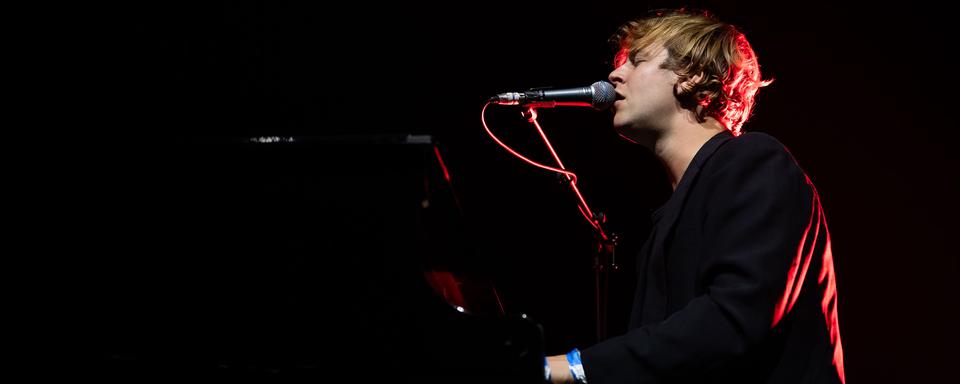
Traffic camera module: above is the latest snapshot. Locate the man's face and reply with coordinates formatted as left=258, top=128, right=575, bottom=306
left=608, top=44, right=681, bottom=142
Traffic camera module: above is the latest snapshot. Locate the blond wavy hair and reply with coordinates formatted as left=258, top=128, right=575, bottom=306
left=612, top=9, right=772, bottom=135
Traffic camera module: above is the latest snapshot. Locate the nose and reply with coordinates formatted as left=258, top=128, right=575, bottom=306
left=608, top=64, right=626, bottom=86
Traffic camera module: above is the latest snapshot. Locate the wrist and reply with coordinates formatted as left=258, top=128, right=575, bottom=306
left=546, top=355, right=572, bottom=383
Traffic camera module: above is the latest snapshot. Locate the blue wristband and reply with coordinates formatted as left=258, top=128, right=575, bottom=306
left=566, top=348, right=587, bottom=384
left=544, top=355, right=551, bottom=382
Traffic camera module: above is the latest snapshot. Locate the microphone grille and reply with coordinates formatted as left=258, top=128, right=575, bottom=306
left=591, top=81, right=616, bottom=110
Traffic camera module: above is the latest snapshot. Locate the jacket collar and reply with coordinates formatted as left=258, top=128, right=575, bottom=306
left=651, top=130, right=734, bottom=228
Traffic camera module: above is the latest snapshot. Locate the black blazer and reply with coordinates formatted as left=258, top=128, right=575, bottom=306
left=581, top=131, right=845, bottom=384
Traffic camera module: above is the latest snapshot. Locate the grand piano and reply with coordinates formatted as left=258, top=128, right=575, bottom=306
left=92, top=134, right=544, bottom=381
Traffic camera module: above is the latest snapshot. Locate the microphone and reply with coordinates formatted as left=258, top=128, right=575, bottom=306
left=490, top=81, right=616, bottom=110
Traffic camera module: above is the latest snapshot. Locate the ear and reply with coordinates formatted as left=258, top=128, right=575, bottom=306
left=676, top=72, right=705, bottom=94
left=676, top=72, right=716, bottom=107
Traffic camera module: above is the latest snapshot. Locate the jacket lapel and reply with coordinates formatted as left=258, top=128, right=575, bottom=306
left=644, top=131, right=734, bottom=320
left=655, top=131, right=734, bottom=239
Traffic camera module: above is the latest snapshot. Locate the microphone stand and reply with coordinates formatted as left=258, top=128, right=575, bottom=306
left=520, top=105, right=618, bottom=342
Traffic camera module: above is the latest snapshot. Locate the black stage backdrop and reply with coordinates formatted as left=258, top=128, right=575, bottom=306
left=73, top=1, right=957, bottom=382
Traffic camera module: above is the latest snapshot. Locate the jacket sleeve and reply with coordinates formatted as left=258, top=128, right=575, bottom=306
left=580, top=134, right=814, bottom=383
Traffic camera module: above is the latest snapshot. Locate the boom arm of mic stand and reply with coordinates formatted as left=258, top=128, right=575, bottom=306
left=521, top=106, right=618, bottom=342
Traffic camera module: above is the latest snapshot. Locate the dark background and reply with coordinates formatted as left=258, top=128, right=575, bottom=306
left=84, top=0, right=957, bottom=381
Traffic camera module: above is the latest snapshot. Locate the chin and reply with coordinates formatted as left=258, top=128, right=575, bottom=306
left=611, top=116, right=629, bottom=132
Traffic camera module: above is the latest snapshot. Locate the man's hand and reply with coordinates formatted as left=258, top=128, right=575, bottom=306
left=547, top=354, right=573, bottom=384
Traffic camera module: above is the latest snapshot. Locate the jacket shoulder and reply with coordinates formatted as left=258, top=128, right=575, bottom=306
left=713, top=132, right=800, bottom=167
left=725, top=132, right=789, bottom=154
left=702, top=131, right=811, bottom=191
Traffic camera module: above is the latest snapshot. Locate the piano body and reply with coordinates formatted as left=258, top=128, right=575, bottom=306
left=92, top=134, right=544, bottom=381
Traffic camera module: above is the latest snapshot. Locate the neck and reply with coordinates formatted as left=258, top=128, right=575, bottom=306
left=653, top=116, right=727, bottom=191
